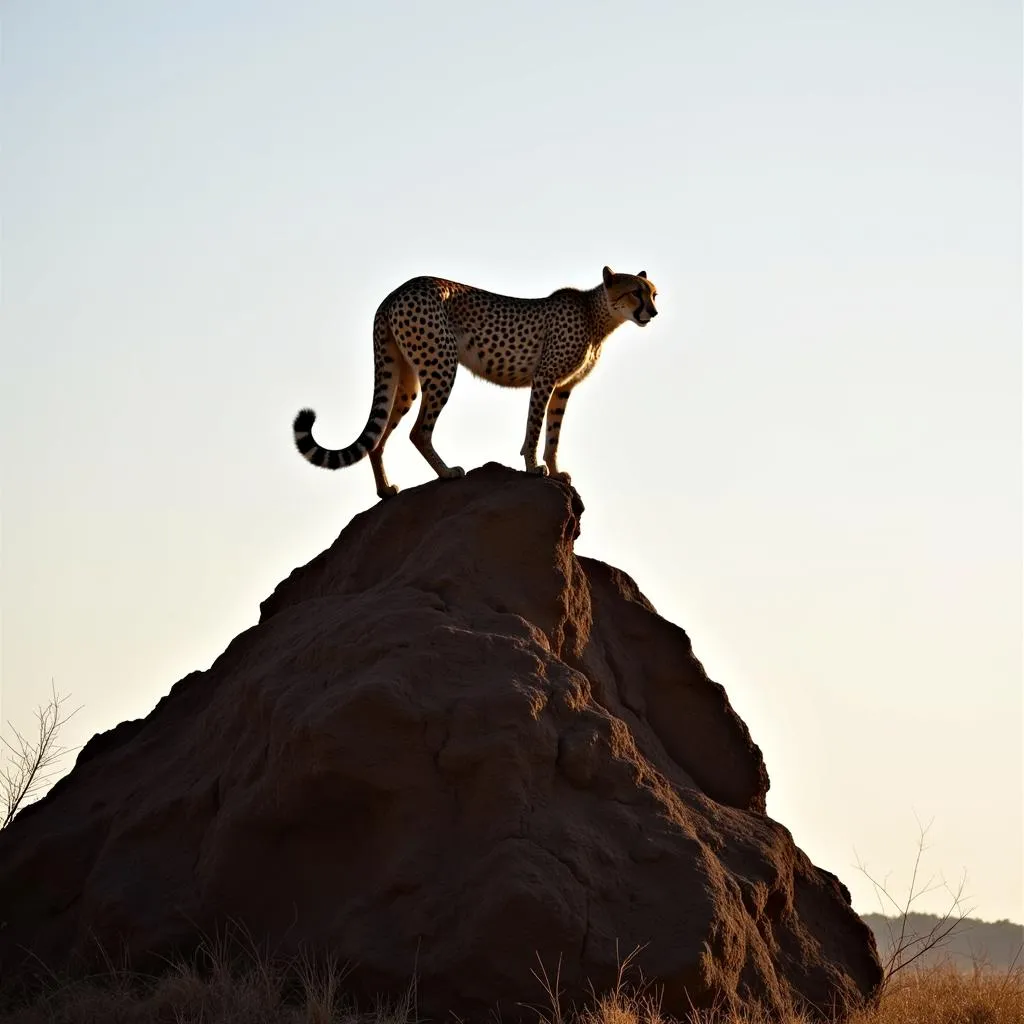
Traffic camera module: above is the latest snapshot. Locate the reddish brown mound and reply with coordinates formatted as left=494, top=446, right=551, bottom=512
left=0, top=464, right=882, bottom=1021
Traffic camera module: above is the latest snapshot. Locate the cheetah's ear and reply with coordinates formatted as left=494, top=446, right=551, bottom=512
left=638, top=270, right=647, bottom=279
left=602, top=265, right=615, bottom=286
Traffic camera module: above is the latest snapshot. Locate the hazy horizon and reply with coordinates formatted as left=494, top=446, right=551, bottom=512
left=2, top=1, right=1021, bottom=925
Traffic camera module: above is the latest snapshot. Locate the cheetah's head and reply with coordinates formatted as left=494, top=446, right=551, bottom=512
left=602, top=266, right=658, bottom=326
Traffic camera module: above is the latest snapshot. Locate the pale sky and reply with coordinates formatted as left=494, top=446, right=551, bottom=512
left=2, top=1, right=1021, bottom=925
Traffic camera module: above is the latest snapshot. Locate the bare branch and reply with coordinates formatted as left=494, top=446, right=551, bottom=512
left=1, top=682, right=80, bottom=829
left=854, top=819, right=975, bottom=988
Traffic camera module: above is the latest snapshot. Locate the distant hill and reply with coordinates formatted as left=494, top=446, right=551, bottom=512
left=863, top=913, right=1023, bottom=971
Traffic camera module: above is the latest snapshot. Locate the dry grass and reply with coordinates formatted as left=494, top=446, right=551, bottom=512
left=851, top=961, right=1023, bottom=1024
left=0, top=958, right=413, bottom=1024
left=1, top=957, right=1019, bottom=1024
left=0, top=924, right=414, bottom=1024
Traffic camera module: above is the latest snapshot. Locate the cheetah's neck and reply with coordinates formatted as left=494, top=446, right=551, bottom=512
left=582, top=284, right=624, bottom=341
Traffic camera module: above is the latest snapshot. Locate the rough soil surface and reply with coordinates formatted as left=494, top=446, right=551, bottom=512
left=0, top=464, right=882, bottom=1021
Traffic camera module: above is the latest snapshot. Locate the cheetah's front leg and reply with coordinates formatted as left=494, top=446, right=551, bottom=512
left=541, top=386, right=574, bottom=483
left=521, top=376, right=556, bottom=476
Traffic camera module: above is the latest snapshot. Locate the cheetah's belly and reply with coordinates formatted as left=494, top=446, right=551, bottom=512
left=455, top=329, right=542, bottom=388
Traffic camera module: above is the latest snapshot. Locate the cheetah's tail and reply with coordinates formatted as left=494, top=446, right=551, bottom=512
left=292, top=380, right=396, bottom=470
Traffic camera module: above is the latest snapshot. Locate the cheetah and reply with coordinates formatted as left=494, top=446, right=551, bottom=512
left=292, top=265, right=658, bottom=499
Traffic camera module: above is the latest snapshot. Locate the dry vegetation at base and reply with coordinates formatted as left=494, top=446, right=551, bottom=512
left=1, top=958, right=1020, bottom=1024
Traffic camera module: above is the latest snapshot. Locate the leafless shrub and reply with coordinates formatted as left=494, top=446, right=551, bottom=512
left=1, top=683, right=79, bottom=829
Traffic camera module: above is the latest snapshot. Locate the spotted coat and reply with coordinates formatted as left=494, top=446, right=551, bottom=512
left=293, top=265, right=659, bottom=499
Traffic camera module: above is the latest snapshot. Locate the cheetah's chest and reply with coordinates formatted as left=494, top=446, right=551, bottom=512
left=560, top=343, right=602, bottom=387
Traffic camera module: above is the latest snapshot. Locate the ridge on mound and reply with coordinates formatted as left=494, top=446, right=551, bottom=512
left=0, top=464, right=882, bottom=1021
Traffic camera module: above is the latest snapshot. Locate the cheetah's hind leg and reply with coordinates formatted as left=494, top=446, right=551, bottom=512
left=369, top=346, right=421, bottom=499
left=402, top=327, right=465, bottom=482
